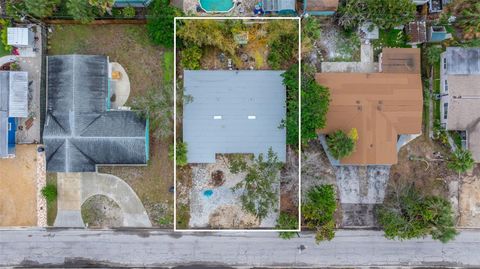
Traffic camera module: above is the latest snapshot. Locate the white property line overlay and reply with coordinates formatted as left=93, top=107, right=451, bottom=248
left=174, top=16, right=302, bottom=232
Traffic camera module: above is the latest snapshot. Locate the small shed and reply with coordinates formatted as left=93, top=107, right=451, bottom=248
left=405, top=21, right=427, bottom=45
left=7, top=27, right=34, bottom=47
left=303, top=0, right=338, bottom=16
left=262, top=0, right=296, bottom=13
left=428, top=26, right=448, bottom=42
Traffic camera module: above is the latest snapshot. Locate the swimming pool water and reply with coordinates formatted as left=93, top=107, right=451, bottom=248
left=199, top=0, right=234, bottom=12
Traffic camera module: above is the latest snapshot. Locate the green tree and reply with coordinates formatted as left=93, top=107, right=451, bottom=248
left=231, top=148, right=282, bottom=220
left=147, top=0, right=182, bottom=48
left=66, top=0, right=95, bottom=23
left=326, top=129, right=357, bottom=160
left=425, top=46, right=443, bottom=66
left=448, top=148, right=475, bottom=174
left=25, top=0, right=60, bottom=18
left=301, top=17, right=321, bottom=56
left=177, top=20, right=237, bottom=56
left=281, top=64, right=330, bottom=146
left=131, top=86, right=173, bottom=140
left=181, top=46, right=203, bottom=70
left=302, top=185, right=337, bottom=243
left=457, top=1, right=480, bottom=38
left=169, top=141, right=188, bottom=166
left=338, top=0, right=416, bottom=30
left=276, top=212, right=299, bottom=239
left=377, top=185, right=458, bottom=243
left=41, top=184, right=58, bottom=203
left=267, top=20, right=299, bottom=69
left=122, top=6, right=136, bottom=18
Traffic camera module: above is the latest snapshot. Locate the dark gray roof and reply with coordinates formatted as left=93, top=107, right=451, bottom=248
left=183, top=70, right=286, bottom=163
left=43, top=55, right=147, bottom=172
left=446, top=47, right=480, bottom=75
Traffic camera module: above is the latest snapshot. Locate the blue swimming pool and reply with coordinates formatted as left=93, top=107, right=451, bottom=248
left=199, top=0, right=234, bottom=12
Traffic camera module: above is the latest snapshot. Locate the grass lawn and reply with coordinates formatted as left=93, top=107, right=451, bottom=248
left=372, top=29, right=410, bottom=60
left=48, top=24, right=174, bottom=227
left=46, top=173, right=57, bottom=226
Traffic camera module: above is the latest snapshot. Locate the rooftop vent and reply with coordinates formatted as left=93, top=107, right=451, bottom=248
left=213, top=115, right=222, bottom=120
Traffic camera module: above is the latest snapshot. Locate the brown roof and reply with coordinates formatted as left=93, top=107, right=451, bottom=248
left=405, top=21, right=427, bottom=44
left=381, top=48, right=421, bottom=74
left=316, top=72, right=423, bottom=165
left=306, top=0, right=338, bottom=11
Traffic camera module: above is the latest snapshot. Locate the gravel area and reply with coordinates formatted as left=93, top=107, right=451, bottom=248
left=189, top=155, right=279, bottom=229
left=36, top=146, right=47, bottom=227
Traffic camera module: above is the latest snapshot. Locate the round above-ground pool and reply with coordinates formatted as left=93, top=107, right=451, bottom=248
left=199, top=0, right=235, bottom=12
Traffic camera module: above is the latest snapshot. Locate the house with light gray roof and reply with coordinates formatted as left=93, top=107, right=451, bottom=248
left=183, top=70, right=286, bottom=163
left=440, top=47, right=480, bottom=161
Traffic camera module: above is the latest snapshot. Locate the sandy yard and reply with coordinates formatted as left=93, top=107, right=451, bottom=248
left=458, top=174, right=480, bottom=227
left=188, top=155, right=279, bottom=229
left=0, top=145, right=43, bottom=226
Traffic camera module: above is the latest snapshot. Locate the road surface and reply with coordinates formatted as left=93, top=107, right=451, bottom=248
left=1, top=229, right=479, bottom=268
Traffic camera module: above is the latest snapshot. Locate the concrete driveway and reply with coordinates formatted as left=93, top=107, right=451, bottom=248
left=55, top=172, right=151, bottom=228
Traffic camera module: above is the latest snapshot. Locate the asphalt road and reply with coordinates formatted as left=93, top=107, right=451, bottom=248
left=1, top=229, right=480, bottom=268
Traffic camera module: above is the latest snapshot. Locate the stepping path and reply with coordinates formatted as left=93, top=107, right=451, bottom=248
left=54, top=173, right=151, bottom=228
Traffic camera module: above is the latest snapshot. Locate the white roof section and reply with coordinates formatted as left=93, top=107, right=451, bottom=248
left=8, top=71, right=28, bottom=118
left=183, top=70, right=286, bottom=163
left=7, top=27, right=32, bottom=46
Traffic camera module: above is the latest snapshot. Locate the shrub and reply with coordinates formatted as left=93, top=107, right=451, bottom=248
left=448, top=149, right=475, bottom=174
left=425, top=46, right=443, bottom=66
left=147, top=0, right=182, bottom=48
left=377, top=185, right=458, bottom=243
left=282, top=64, right=330, bottom=146
left=276, top=212, right=299, bottom=239
left=326, top=129, right=356, bottom=160
left=122, top=6, right=136, bottom=18
left=41, top=184, right=58, bottom=203
left=25, top=0, right=61, bottom=18
left=302, top=185, right=337, bottom=243
left=231, top=148, right=282, bottom=220
left=66, top=0, right=95, bottom=23
left=338, top=0, right=416, bottom=30
left=169, top=141, right=188, bottom=167
left=0, top=19, right=12, bottom=53
left=181, top=46, right=202, bottom=70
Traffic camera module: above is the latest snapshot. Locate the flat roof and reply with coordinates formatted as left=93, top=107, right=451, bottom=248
left=381, top=48, right=421, bottom=74
left=316, top=72, right=423, bottom=165
left=446, top=47, right=480, bottom=75
left=183, top=70, right=286, bottom=163
left=7, top=27, right=31, bottom=46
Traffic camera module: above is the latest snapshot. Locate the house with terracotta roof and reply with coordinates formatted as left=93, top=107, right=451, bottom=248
left=316, top=48, right=423, bottom=165
left=440, top=47, right=480, bottom=162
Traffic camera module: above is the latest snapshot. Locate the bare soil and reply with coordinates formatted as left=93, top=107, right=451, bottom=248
left=0, top=145, right=38, bottom=226
left=388, top=135, right=456, bottom=199
left=81, top=195, right=123, bottom=228
left=280, top=146, right=299, bottom=216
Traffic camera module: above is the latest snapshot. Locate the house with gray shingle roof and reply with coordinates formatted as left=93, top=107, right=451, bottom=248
left=183, top=70, right=286, bottom=164
left=440, top=47, right=480, bottom=161
left=43, top=55, right=149, bottom=172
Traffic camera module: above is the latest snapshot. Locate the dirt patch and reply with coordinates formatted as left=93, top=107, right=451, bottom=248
left=209, top=205, right=259, bottom=229
left=388, top=135, right=456, bottom=199
left=458, top=175, right=480, bottom=227
left=211, top=170, right=225, bottom=187
left=280, top=146, right=299, bottom=215
left=48, top=24, right=164, bottom=100
left=81, top=195, right=123, bottom=228
left=0, top=145, right=39, bottom=226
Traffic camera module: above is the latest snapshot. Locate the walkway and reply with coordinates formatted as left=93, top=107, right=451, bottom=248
left=2, top=229, right=480, bottom=267
left=54, top=173, right=151, bottom=228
